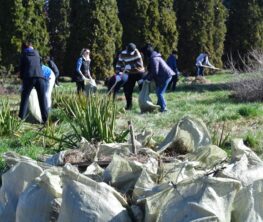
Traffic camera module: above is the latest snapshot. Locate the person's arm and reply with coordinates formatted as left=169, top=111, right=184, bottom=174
left=205, top=56, right=215, bottom=68
left=76, top=58, right=86, bottom=80
left=147, top=58, right=159, bottom=81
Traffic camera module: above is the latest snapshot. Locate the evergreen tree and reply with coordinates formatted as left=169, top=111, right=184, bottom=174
left=118, top=0, right=178, bottom=58
left=175, top=0, right=227, bottom=71
left=225, top=0, right=263, bottom=63
left=66, top=0, right=122, bottom=79
left=0, top=0, right=50, bottom=66
left=48, top=0, right=71, bottom=75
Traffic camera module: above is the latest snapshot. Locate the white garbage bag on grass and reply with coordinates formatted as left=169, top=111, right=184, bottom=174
left=0, top=161, right=43, bottom=222
left=58, top=164, right=131, bottom=222
left=143, top=177, right=241, bottom=222
left=138, top=81, right=160, bottom=113
left=157, top=116, right=211, bottom=154
left=28, top=88, right=43, bottom=123
left=16, top=168, right=62, bottom=222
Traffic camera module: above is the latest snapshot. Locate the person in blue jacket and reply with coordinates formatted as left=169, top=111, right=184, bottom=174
left=143, top=44, right=175, bottom=112
left=167, top=50, right=180, bottom=91
left=19, top=40, right=48, bottom=123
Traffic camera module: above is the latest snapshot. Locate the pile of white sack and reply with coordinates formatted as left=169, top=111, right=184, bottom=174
left=1, top=116, right=263, bottom=222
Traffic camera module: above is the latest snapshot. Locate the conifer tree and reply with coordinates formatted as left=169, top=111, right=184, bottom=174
left=225, top=0, right=263, bottom=62
left=175, top=0, right=227, bottom=71
left=118, top=0, right=178, bottom=58
left=48, top=0, right=71, bottom=75
left=0, top=0, right=50, bottom=66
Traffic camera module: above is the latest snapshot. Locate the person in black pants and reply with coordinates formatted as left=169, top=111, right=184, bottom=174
left=167, top=50, right=180, bottom=91
left=115, top=43, right=145, bottom=110
left=19, top=41, right=48, bottom=123
left=74, top=48, right=93, bottom=93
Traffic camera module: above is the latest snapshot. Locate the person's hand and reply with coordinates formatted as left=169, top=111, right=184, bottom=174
left=124, top=64, right=131, bottom=70
left=115, top=75, right=122, bottom=82
left=137, top=79, right=144, bottom=85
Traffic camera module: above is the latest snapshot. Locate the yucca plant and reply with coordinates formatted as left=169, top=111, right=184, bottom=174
left=0, top=100, right=22, bottom=136
left=64, top=93, right=129, bottom=144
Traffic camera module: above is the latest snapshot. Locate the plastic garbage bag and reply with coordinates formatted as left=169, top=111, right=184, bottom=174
left=28, top=88, right=43, bottom=123
left=16, top=168, right=62, bottom=222
left=58, top=164, right=131, bottom=222
left=0, top=162, right=43, bottom=222
left=84, top=78, right=97, bottom=96
left=143, top=177, right=241, bottom=222
left=2, top=152, right=38, bottom=167
left=138, top=81, right=160, bottom=113
left=157, top=116, right=211, bottom=154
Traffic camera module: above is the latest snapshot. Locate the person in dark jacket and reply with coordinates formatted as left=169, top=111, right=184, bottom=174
left=75, top=48, right=93, bottom=93
left=19, top=41, right=48, bottom=123
left=143, top=44, right=175, bottom=112
left=167, top=50, right=180, bottom=91
left=116, top=43, right=145, bottom=110
left=45, top=56, right=60, bottom=86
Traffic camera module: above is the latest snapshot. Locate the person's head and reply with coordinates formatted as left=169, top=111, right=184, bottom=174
left=80, top=48, right=90, bottom=57
left=172, top=50, right=178, bottom=55
left=204, top=51, right=209, bottom=57
left=142, top=43, right=154, bottom=58
left=126, top=43, right=136, bottom=55
left=21, top=40, right=33, bottom=51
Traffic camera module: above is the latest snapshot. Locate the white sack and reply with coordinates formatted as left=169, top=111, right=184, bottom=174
left=0, top=162, right=43, bottom=222
left=28, top=88, right=43, bottom=123
left=157, top=116, right=211, bottom=154
left=58, top=164, right=131, bottom=222
left=138, top=81, right=160, bottom=113
left=84, top=78, right=97, bottom=96
left=143, top=177, right=241, bottom=222
left=16, top=168, right=62, bottom=222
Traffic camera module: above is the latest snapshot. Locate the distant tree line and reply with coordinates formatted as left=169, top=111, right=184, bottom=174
left=0, top=0, right=262, bottom=79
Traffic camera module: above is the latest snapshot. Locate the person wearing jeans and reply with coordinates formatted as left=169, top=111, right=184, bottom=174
left=142, top=44, right=175, bottom=112
left=195, top=52, right=215, bottom=77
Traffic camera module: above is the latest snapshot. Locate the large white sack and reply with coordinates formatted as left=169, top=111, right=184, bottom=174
left=157, top=116, right=211, bottom=154
left=143, top=177, right=241, bottom=222
left=84, top=78, right=97, bottom=96
left=28, top=88, right=43, bottom=123
left=2, top=152, right=38, bottom=167
left=231, top=178, right=263, bottom=222
left=138, top=81, right=160, bottom=113
left=0, top=161, right=43, bottom=222
left=16, top=168, right=62, bottom=222
left=58, top=164, right=131, bottom=222
left=103, top=154, right=158, bottom=193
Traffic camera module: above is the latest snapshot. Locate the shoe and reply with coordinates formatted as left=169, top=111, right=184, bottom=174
left=160, top=108, right=168, bottom=113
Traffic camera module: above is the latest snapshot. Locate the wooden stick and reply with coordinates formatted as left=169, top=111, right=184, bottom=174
left=128, top=120, right=137, bottom=154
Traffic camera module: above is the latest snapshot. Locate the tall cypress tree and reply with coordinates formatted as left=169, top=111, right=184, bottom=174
left=175, top=0, right=227, bottom=71
left=48, top=0, right=71, bottom=75
left=118, top=0, right=178, bottom=58
left=66, top=0, right=122, bottom=79
left=0, top=0, right=50, bottom=66
left=225, top=0, right=263, bottom=63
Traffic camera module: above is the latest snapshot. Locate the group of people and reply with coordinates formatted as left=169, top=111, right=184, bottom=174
left=18, top=39, right=216, bottom=123
left=106, top=43, right=215, bottom=112
left=18, top=41, right=60, bottom=124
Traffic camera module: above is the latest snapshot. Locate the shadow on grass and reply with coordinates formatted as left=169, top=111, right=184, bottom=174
left=172, top=82, right=233, bottom=93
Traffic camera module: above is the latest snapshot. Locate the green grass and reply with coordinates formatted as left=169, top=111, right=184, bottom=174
left=0, top=73, right=263, bottom=174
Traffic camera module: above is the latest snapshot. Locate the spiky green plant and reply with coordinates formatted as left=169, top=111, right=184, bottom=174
left=0, top=100, right=22, bottom=136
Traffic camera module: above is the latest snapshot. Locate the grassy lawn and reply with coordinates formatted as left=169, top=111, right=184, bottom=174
left=0, top=72, right=263, bottom=172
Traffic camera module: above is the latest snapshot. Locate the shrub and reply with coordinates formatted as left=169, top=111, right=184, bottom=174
left=238, top=106, right=261, bottom=117
left=0, top=100, right=22, bottom=136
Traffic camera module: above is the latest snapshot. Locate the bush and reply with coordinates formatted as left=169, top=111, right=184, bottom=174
left=0, top=100, right=22, bottom=136
left=238, top=106, right=261, bottom=117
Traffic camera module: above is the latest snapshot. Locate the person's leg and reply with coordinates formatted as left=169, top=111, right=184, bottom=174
left=19, top=79, right=34, bottom=120
left=156, top=77, right=171, bottom=112
left=76, top=81, right=84, bottom=94
left=200, top=66, right=204, bottom=76
left=35, top=78, right=48, bottom=123
left=123, top=74, right=137, bottom=110
left=46, top=72, right=56, bottom=110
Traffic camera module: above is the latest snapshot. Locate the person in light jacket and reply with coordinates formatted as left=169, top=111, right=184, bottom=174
left=143, top=44, right=175, bottom=112
left=195, top=52, right=215, bottom=77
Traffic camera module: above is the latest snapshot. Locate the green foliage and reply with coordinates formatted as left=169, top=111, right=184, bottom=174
left=238, top=106, right=262, bottom=117
left=66, top=0, right=122, bottom=79
left=48, top=0, right=71, bottom=75
left=0, top=0, right=50, bottom=66
left=118, top=0, right=178, bottom=58
left=0, top=100, right=22, bottom=136
left=225, top=0, right=263, bottom=64
left=175, top=0, right=227, bottom=71
left=62, top=94, right=129, bottom=144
